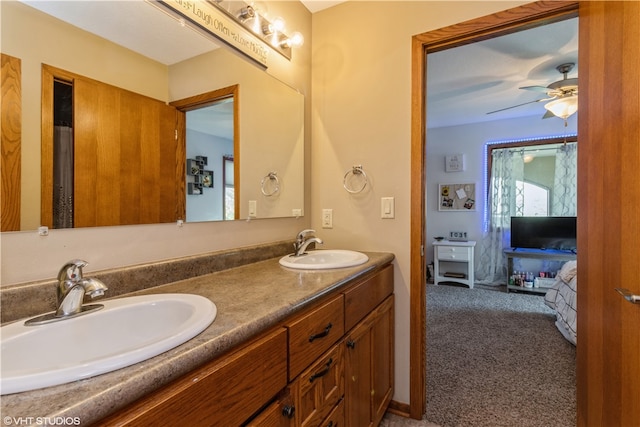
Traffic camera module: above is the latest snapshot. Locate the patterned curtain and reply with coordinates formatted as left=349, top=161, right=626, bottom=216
left=475, top=148, right=525, bottom=284
left=552, top=142, right=578, bottom=216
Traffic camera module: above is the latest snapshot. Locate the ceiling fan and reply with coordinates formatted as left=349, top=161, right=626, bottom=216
left=488, top=62, right=579, bottom=119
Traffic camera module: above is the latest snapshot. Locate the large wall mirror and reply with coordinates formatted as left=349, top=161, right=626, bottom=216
left=1, top=0, right=304, bottom=231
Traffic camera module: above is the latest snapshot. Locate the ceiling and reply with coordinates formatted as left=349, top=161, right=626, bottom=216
left=427, top=17, right=578, bottom=128
left=22, top=1, right=577, bottom=129
left=300, top=0, right=347, bottom=13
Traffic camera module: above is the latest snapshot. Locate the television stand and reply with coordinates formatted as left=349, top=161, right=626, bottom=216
left=504, top=248, right=576, bottom=294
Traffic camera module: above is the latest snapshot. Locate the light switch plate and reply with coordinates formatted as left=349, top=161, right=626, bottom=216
left=248, top=200, right=257, bottom=218
left=381, top=197, right=395, bottom=219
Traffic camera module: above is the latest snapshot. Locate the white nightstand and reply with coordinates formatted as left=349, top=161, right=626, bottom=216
left=433, top=240, right=476, bottom=289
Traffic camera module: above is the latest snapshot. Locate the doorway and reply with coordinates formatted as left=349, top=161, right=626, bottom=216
left=170, top=84, right=240, bottom=221
left=409, top=1, right=580, bottom=419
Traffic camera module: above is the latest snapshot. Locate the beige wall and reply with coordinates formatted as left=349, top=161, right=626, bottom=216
left=310, top=0, right=527, bottom=406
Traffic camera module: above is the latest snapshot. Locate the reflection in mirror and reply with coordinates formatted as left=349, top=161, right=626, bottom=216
left=0, top=0, right=304, bottom=231
left=185, top=98, right=235, bottom=222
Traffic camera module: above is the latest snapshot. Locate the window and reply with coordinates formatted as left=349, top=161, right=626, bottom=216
left=516, top=180, right=550, bottom=216
left=484, top=135, right=577, bottom=230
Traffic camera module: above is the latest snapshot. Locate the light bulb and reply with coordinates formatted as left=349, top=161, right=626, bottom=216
left=272, top=17, right=286, bottom=32
left=289, top=31, right=304, bottom=47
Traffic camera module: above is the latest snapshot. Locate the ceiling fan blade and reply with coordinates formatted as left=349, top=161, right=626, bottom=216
left=519, top=85, right=551, bottom=93
left=486, top=98, right=549, bottom=115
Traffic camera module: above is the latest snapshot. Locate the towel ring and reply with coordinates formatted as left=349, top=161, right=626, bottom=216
left=261, top=172, right=280, bottom=196
left=343, top=165, right=368, bottom=194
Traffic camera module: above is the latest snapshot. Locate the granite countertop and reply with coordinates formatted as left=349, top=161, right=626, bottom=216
left=0, top=252, right=394, bottom=426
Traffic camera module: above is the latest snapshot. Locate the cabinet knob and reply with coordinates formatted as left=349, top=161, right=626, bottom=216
left=346, top=339, right=356, bottom=349
left=282, top=405, right=295, bottom=418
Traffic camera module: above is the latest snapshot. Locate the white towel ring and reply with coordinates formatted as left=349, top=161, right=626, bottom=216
left=343, top=165, right=368, bottom=194
left=261, top=172, right=280, bottom=196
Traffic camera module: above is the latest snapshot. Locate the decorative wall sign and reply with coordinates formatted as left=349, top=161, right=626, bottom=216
left=438, top=183, right=476, bottom=211
left=445, top=153, right=465, bottom=172
left=156, top=0, right=270, bottom=67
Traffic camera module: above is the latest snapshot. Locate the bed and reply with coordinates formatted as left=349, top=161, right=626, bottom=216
left=544, top=260, right=577, bottom=345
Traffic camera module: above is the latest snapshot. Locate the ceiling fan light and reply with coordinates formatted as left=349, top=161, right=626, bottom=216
left=544, top=95, right=578, bottom=119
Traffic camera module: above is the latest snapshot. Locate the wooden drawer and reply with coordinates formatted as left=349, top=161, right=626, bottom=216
left=245, top=390, right=294, bottom=427
left=436, top=245, right=470, bottom=261
left=287, top=294, right=344, bottom=380
left=343, top=264, right=393, bottom=331
left=99, top=328, right=288, bottom=427
left=290, top=342, right=344, bottom=427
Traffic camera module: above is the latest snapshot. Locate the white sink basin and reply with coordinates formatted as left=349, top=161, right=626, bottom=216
left=279, top=249, right=369, bottom=270
left=1, top=293, right=216, bottom=395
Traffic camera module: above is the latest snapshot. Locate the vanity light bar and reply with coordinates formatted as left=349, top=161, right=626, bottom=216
left=207, top=0, right=303, bottom=60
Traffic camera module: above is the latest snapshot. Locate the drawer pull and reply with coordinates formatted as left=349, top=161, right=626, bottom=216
left=309, top=323, right=333, bottom=342
left=309, top=358, right=333, bottom=383
left=346, top=339, right=356, bottom=349
left=282, top=405, right=295, bottom=418
left=326, top=422, right=334, bottom=427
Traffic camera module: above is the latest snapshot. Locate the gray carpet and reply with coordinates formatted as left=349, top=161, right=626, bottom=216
left=426, top=284, right=576, bottom=427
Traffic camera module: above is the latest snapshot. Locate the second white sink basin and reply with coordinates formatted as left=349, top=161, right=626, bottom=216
left=1, top=293, right=216, bottom=395
left=279, top=249, right=369, bottom=270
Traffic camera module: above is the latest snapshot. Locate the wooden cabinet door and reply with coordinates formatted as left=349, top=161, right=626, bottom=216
left=290, top=342, right=344, bottom=427
left=371, top=296, right=394, bottom=426
left=345, top=313, right=372, bottom=427
left=345, top=296, right=394, bottom=427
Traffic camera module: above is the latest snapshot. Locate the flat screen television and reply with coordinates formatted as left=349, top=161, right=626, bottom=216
left=510, top=216, right=577, bottom=251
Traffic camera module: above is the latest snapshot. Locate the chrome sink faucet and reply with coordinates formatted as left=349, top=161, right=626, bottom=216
left=293, top=229, right=323, bottom=257
left=56, top=259, right=108, bottom=317
left=24, top=259, right=109, bottom=326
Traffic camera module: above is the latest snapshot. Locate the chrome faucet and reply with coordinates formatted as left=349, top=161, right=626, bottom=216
left=25, top=259, right=108, bottom=326
left=293, top=229, right=323, bottom=257
left=56, top=259, right=108, bottom=317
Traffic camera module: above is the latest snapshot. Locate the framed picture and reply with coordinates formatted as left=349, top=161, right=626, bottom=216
left=438, top=183, right=476, bottom=211
left=445, top=153, right=465, bottom=172
left=202, top=170, right=213, bottom=188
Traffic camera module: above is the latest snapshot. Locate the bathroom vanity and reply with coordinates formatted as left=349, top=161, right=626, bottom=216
left=0, top=245, right=394, bottom=426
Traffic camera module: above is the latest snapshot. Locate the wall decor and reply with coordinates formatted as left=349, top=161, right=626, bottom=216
left=445, top=153, right=465, bottom=172
left=187, top=156, right=213, bottom=195
left=438, top=183, right=476, bottom=211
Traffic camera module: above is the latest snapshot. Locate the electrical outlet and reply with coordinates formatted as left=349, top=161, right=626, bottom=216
left=322, top=209, right=333, bottom=228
